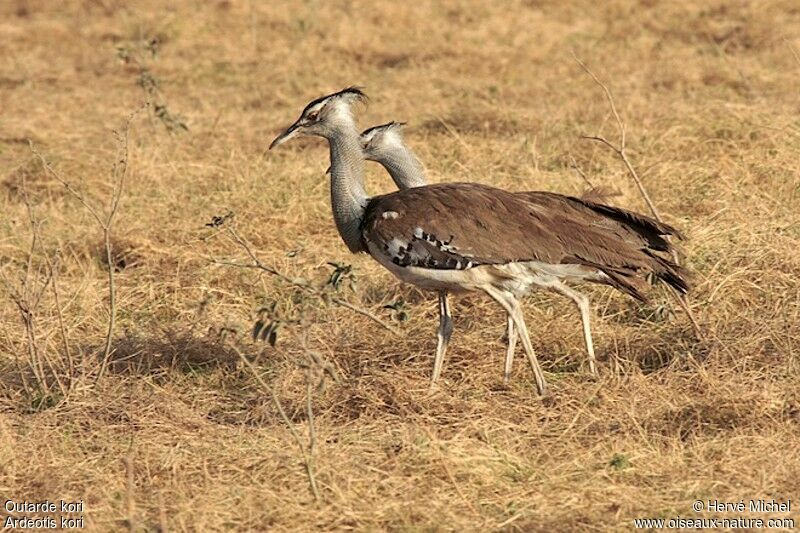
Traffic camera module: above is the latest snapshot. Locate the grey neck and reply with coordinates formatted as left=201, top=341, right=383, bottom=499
left=379, top=145, right=428, bottom=189
left=328, top=122, right=369, bottom=253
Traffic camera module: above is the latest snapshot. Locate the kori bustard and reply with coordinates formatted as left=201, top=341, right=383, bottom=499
left=359, top=121, right=687, bottom=383
left=270, top=88, right=689, bottom=395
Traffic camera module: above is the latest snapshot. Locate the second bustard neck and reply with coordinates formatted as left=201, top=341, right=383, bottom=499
left=328, top=123, right=369, bottom=253
left=381, top=145, right=427, bottom=189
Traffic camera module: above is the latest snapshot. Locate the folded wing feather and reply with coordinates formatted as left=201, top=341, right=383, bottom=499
left=361, top=183, right=689, bottom=296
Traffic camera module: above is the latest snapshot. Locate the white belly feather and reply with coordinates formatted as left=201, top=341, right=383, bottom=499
left=366, top=241, right=609, bottom=296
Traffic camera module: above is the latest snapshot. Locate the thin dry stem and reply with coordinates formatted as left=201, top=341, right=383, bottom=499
left=0, top=174, right=73, bottom=397
left=30, top=104, right=145, bottom=382
left=305, top=375, right=319, bottom=499
left=788, top=39, right=800, bottom=66
left=124, top=454, right=135, bottom=532
left=568, top=154, right=595, bottom=189
left=232, top=344, right=321, bottom=502
left=574, top=54, right=703, bottom=339
left=44, top=251, right=75, bottom=389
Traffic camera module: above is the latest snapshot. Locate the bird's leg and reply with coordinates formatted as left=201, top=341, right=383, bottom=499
left=431, top=290, right=453, bottom=385
left=503, top=314, right=517, bottom=385
left=483, top=286, right=547, bottom=395
left=550, top=282, right=597, bottom=376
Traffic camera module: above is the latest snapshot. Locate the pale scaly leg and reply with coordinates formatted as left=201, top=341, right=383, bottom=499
left=431, top=290, right=453, bottom=385
left=550, top=282, right=597, bottom=376
left=483, top=286, right=547, bottom=395
left=503, top=314, right=517, bottom=385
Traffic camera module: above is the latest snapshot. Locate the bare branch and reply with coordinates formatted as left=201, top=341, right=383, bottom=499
left=124, top=453, right=136, bottom=532
left=30, top=142, right=107, bottom=229
left=43, top=251, right=74, bottom=389
left=231, top=343, right=321, bottom=501
left=31, top=104, right=145, bottom=382
left=572, top=52, right=626, bottom=148
left=568, top=154, right=594, bottom=189
left=580, top=135, right=619, bottom=153
left=574, top=53, right=703, bottom=339
left=329, top=297, right=400, bottom=336
left=0, top=175, right=71, bottom=396
left=787, top=38, right=800, bottom=66
left=305, top=375, right=319, bottom=499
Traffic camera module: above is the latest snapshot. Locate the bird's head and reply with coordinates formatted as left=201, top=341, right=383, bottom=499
left=359, top=121, right=407, bottom=162
left=269, top=87, right=368, bottom=150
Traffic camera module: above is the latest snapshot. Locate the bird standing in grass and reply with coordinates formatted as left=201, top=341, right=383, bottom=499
left=270, top=88, right=689, bottom=395
left=358, top=121, right=688, bottom=383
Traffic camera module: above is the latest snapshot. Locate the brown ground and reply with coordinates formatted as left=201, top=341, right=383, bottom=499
left=1, top=0, right=799, bottom=531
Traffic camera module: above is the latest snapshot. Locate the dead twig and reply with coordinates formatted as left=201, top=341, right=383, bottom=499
left=568, top=154, right=595, bottom=190
left=787, top=38, right=800, bottom=66
left=572, top=53, right=663, bottom=224
left=573, top=53, right=704, bottom=339
left=304, top=372, right=319, bottom=499
left=42, top=250, right=74, bottom=389
left=231, top=343, right=321, bottom=502
left=124, top=453, right=135, bottom=532
left=31, top=103, right=146, bottom=381
left=0, top=173, right=70, bottom=398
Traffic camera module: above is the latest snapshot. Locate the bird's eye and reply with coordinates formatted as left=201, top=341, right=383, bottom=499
left=307, top=111, right=319, bottom=121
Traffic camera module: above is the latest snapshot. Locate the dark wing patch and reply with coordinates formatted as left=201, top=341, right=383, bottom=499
left=376, top=224, right=481, bottom=270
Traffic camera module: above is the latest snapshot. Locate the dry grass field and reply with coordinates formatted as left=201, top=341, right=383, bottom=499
left=2, top=0, right=800, bottom=531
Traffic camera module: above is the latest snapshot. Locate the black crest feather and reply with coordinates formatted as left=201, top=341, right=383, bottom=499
left=302, top=86, right=368, bottom=115
left=361, top=120, right=406, bottom=138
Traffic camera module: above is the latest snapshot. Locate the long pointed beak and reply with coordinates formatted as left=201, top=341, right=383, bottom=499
left=269, top=122, right=301, bottom=150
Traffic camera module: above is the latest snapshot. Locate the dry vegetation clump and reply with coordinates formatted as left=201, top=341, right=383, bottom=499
left=1, top=0, right=800, bottom=530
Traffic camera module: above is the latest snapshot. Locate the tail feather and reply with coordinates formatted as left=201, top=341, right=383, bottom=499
left=582, top=200, right=692, bottom=295
left=601, top=268, right=650, bottom=302
left=578, top=200, right=683, bottom=253
left=645, top=251, right=691, bottom=295
left=583, top=251, right=691, bottom=301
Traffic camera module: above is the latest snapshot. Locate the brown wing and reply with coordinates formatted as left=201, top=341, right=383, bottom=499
left=361, top=183, right=689, bottom=296
left=519, top=191, right=681, bottom=251
left=362, top=183, right=567, bottom=269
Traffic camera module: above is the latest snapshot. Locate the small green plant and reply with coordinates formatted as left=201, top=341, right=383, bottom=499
left=252, top=303, right=281, bottom=347
left=609, top=453, right=632, bottom=471
left=325, top=262, right=356, bottom=292
left=26, top=389, right=62, bottom=413
left=383, top=298, right=409, bottom=322
left=117, top=39, right=188, bottom=133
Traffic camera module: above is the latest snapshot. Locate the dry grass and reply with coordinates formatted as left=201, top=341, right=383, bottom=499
left=1, top=0, right=800, bottom=530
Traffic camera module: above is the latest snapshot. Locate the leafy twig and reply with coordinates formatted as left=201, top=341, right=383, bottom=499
left=210, top=225, right=400, bottom=336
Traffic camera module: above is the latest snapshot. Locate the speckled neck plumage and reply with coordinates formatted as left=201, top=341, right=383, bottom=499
left=328, top=119, right=369, bottom=253
left=380, top=146, right=427, bottom=189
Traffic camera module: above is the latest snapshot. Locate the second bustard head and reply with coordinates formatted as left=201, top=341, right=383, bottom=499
left=360, top=121, right=427, bottom=189
left=359, top=120, right=688, bottom=384
left=271, top=88, right=689, bottom=395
